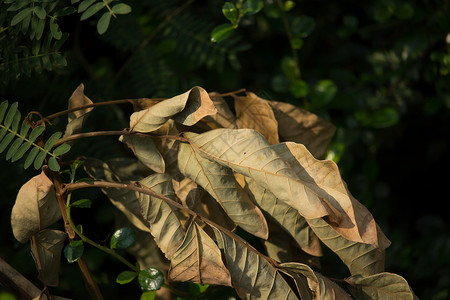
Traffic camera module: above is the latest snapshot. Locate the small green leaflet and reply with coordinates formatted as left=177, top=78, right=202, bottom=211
left=64, top=240, right=84, bottom=263
left=138, top=268, right=164, bottom=292
left=110, top=227, right=136, bottom=249
left=70, top=198, right=92, bottom=208
left=116, top=270, right=137, bottom=285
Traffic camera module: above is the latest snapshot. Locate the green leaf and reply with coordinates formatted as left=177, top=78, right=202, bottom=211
left=111, top=3, right=132, bottom=15
left=78, top=0, right=96, bottom=13
left=0, top=101, right=8, bottom=123
left=70, top=199, right=92, bottom=208
left=52, top=143, right=71, bottom=156
left=110, top=227, right=135, bottom=249
left=11, top=140, right=32, bottom=162
left=7, top=0, right=28, bottom=12
left=97, top=12, right=111, bottom=35
left=48, top=156, right=60, bottom=171
left=24, top=147, right=39, bottom=169
left=6, top=138, right=23, bottom=160
left=242, top=0, right=264, bottom=15
left=138, top=268, right=164, bottom=291
left=19, top=119, right=31, bottom=137
left=140, top=291, right=156, bottom=300
left=222, top=2, right=238, bottom=24
left=116, top=271, right=137, bottom=284
left=0, top=133, right=15, bottom=153
left=64, top=240, right=84, bottom=263
left=310, top=79, right=337, bottom=109
left=80, top=2, right=105, bottom=20
left=4, top=102, right=18, bottom=128
left=291, top=15, right=316, bottom=38
left=11, top=7, right=32, bottom=26
left=49, top=18, right=62, bottom=40
left=34, top=6, right=47, bottom=19
left=210, top=24, right=235, bottom=43
left=34, top=150, right=47, bottom=170
left=28, top=126, right=45, bottom=142
left=44, top=132, right=62, bottom=151
left=289, top=79, right=309, bottom=98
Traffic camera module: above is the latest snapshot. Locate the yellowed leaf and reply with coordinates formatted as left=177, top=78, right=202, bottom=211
left=11, top=171, right=61, bottom=243
left=130, top=86, right=217, bottom=133
left=168, top=221, right=232, bottom=286
left=235, top=92, right=280, bottom=145
left=269, top=101, right=335, bottom=159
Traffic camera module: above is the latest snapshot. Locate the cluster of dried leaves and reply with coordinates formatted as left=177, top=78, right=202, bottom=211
left=10, top=84, right=417, bottom=299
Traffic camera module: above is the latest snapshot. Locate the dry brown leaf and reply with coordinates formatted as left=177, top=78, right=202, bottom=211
left=31, top=229, right=66, bottom=287
left=64, top=83, right=94, bottom=138
left=168, top=221, right=232, bottom=286
left=272, top=142, right=390, bottom=249
left=130, top=86, right=217, bottom=133
left=235, top=92, right=280, bottom=145
left=11, top=171, right=61, bottom=243
left=202, top=93, right=237, bottom=129
left=179, top=136, right=269, bottom=239
left=139, top=173, right=186, bottom=260
left=119, top=134, right=165, bottom=173
left=269, top=101, right=336, bottom=159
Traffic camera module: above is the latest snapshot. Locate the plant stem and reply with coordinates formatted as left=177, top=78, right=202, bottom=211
left=64, top=180, right=277, bottom=266
left=65, top=200, right=139, bottom=272
left=46, top=169, right=104, bottom=300
left=54, top=130, right=130, bottom=147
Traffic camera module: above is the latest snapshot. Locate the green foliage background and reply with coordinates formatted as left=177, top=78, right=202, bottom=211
left=1, top=0, right=449, bottom=299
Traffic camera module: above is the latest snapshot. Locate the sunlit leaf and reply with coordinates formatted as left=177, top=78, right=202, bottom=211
left=11, top=171, right=61, bottom=243
left=64, top=83, right=94, bottom=140
left=130, top=86, right=217, bottom=133
left=178, top=138, right=268, bottom=239
left=234, top=92, right=280, bottom=145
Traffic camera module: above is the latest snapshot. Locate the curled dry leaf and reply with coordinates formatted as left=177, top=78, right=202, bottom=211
left=202, top=93, right=237, bottom=129
left=130, top=86, right=217, bottom=133
left=235, top=92, right=280, bottom=145
left=168, top=221, right=232, bottom=286
left=63, top=83, right=94, bottom=139
left=119, top=134, right=165, bottom=173
left=11, top=171, right=61, bottom=243
left=31, top=229, right=67, bottom=287
left=269, top=100, right=336, bottom=159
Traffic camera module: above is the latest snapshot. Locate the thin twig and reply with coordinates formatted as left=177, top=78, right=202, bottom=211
left=64, top=180, right=277, bottom=267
